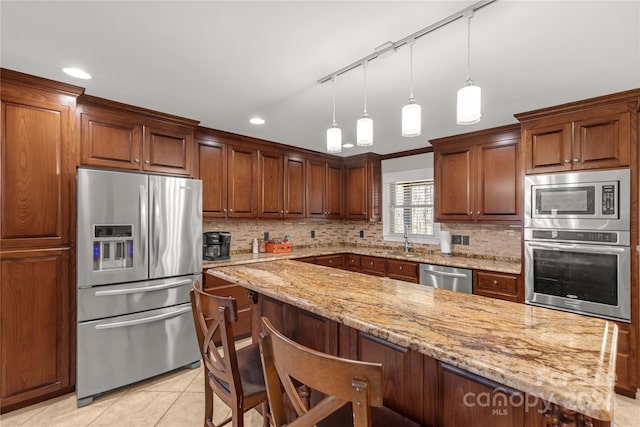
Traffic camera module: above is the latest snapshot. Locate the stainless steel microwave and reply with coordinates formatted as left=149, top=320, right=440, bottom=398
left=524, top=169, right=630, bottom=230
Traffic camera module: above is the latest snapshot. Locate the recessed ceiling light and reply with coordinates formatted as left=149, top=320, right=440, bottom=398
left=249, top=117, right=265, bottom=125
left=62, top=67, right=92, bottom=80
left=342, top=143, right=354, bottom=148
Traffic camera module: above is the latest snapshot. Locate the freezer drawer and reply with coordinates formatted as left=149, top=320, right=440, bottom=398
left=76, top=303, right=200, bottom=403
left=77, top=274, right=199, bottom=322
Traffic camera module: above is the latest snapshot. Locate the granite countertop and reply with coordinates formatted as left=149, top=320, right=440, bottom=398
left=202, top=245, right=520, bottom=274
left=208, top=260, right=616, bottom=421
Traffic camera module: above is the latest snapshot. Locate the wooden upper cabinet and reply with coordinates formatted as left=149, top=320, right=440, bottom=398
left=228, top=145, right=258, bottom=218
left=432, top=124, right=521, bottom=223
left=344, top=154, right=381, bottom=221
left=197, top=137, right=227, bottom=217
left=284, top=155, right=305, bottom=218
left=258, top=150, right=284, bottom=218
left=305, top=159, right=342, bottom=219
left=1, top=71, right=83, bottom=249
left=516, top=91, right=638, bottom=174
left=78, top=95, right=198, bottom=176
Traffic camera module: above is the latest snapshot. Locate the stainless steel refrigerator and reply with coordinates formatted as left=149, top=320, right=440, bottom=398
left=76, top=168, right=202, bottom=407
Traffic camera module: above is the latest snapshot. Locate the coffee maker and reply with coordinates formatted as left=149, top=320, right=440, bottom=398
left=203, top=232, right=231, bottom=261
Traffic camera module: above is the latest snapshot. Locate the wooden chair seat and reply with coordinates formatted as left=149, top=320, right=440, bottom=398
left=210, top=342, right=266, bottom=398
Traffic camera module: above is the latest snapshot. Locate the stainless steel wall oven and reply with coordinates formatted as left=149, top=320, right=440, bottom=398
left=524, top=169, right=630, bottom=322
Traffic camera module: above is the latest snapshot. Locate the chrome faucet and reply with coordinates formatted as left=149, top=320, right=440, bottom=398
left=403, top=226, right=413, bottom=252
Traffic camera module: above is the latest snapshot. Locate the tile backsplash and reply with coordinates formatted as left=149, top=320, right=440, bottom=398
left=203, top=220, right=521, bottom=261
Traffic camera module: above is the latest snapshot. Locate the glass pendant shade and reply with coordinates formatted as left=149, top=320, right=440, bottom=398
left=401, top=98, right=421, bottom=137
left=357, top=113, right=373, bottom=146
left=326, top=124, right=342, bottom=153
left=456, top=80, right=481, bottom=125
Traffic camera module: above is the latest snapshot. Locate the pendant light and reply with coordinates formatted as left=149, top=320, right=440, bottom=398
left=326, top=76, right=342, bottom=153
left=457, top=12, right=481, bottom=125
left=357, top=62, right=373, bottom=146
left=401, top=41, right=421, bottom=137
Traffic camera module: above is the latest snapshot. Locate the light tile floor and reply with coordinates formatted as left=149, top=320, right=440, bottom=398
left=2, top=342, right=639, bottom=427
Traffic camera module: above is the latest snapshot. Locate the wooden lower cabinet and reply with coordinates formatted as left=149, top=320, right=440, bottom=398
left=0, top=248, right=73, bottom=412
left=202, top=271, right=252, bottom=341
left=253, top=295, right=608, bottom=427
left=315, top=254, right=346, bottom=269
left=387, top=259, right=420, bottom=283
left=614, top=321, right=637, bottom=397
left=474, top=270, right=521, bottom=303
left=359, top=255, right=386, bottom=277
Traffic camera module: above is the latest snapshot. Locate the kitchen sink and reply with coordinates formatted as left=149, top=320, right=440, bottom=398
left=381, top=251, right=419, bottom=258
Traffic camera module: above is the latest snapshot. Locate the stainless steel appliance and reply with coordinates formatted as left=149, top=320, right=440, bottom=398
left=419, top=264, right=473, bottom=294
left=76, top=168, right=202, bottom=407
left=203, top=231, right=231, bottom=260
left=524, top=169, right=631, bottom=322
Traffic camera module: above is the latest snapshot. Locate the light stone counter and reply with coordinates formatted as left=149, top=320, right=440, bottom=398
left=208, top=259, right=616, bottom=421
left=202, top=245, right=520, bottom=274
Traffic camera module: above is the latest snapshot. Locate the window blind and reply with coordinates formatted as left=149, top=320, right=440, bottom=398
left=389, top=179, right=434, bottom=236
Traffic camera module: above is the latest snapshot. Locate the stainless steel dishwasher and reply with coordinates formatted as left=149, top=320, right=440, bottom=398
left=419, top=264, right=473, bottom=294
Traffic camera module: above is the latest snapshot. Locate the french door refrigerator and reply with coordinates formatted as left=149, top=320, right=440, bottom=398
left=76, top=168, right=202, bottom=406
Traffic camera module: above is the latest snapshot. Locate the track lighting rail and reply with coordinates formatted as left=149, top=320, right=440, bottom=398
left=316, top=0, right=496, bottom=84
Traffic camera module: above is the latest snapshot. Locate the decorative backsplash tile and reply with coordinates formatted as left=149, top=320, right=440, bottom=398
left=203, top=220, right=521, bottom=261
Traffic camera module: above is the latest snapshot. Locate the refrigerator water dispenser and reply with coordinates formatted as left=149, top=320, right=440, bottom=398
left=93, top=225, right=134, bottom=271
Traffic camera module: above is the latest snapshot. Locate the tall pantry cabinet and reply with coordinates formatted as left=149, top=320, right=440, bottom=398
left=0, top=70, right=83, bottom=412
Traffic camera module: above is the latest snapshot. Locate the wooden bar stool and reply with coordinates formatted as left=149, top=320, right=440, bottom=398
left=259, top=316, right=385, bottom=427
left=190, top=281, right=269, bottom=427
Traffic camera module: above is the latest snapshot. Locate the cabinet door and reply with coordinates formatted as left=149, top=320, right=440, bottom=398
left=0, top=248, right=71, bottom=410
left=1, top=96, right=73, bottom=249
left=368, top=159, right=382, bottom=221
left=360, top=256, right=386, bottom=277
left=143, top=123, right=194, bottom=176
left=80, top=109, right=143, bottom=170
left=435, top=148, right=474, bottom=222
left=293, top=308, right=338, bottom=355
left=386, top=260, right=419, bottom=283
left=523, top=121, right=572, bottom=174
left=326, top=162, right=343, bottom=219
left=316, top=254, right=346, bottom=269
left=259, top=151, right=284, bottom=219
left=227, top=145, right=258, bottom=218
left=358, top=332, right=423, bottom=422
left=473, top=270, right=520, bottom=303
left=476, top=140, right=521, bottom=221
left=346, top=254, right=361, bottom=271
left=573, top=105, right=630, bottom=170
left=284, top=156, right=305, bottom=218
left=198, top=139, right=227, bottom=217
left=345, top=162, right=368, bottom=220
left=440, top=363, right=524, bottom=427
left=614, top=321, right=636, bottom=396
left=306, top=160, right=326, bottom=218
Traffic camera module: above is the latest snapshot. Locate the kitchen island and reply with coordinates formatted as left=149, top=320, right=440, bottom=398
left=208, top=259, right=617, bottom=426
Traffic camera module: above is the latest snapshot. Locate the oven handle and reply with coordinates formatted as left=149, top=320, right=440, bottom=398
left=94, top=279, right=192, bottom=296
left=94, top=306, right=191, bottom=330
left=526, top=241, right=627, bottom=254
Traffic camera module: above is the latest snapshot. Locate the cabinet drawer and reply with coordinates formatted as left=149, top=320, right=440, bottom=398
left=386, top=260, right=419, bottom=283
left=360, top=256, right=386, bottom=276
left=475, top=271, right=518, bottom=294
left=316, top=254, right=345, bottom=269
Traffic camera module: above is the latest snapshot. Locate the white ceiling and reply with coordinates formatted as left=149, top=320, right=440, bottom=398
left=1, top=1, right=639, bottom=156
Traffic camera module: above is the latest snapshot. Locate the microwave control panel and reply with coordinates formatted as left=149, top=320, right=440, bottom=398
left=601, top=185, right=616, bottom=215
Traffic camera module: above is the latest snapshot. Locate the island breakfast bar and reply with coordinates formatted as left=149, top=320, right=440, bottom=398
left=208, top=259, right=617, bottom=427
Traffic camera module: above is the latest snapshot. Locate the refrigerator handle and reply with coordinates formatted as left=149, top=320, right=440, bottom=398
left=153, top=182, right=160, bottom=266
left=139, top=185, right=147, bottom=265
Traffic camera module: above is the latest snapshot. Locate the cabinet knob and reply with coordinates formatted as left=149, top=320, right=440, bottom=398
left=370, top=262, right=374, bottom=265
left=564, top=159, right=571, bottom=164
left=285, top=210, right=289, bottom=214
left=329, top=260, right=333, bottom=264
left=134, top=158, right=140, bottom=163
left=350, top=259, right=355, bottom=263
left=229, top=209, right=233, bottom=213
left=573, top=158, right=580, bottom=163
left=469, top=211, right=473, bottom=216
left=399, top=266, right=403, bottom=270
left=223, top=208, right=227, bottom=213
left=477, top=211, right=480, bottom=215
left=492, top=280, right=498, bottom=285
left=145, top=159, right=150, bottom=164
left=280, top=211, right=284, bottom=213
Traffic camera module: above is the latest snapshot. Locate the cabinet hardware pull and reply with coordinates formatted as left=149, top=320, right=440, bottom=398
left=468, top=211, right=472, bottom=215
left=370, top=262, right=374, bottom=265
left=573, top=158, right=580, bottom=163
left=229, top=209, right=233, bottom=212
left=134, top=158, right=140, bottom=163
left=477, top=211, right=480, bottom=215
left=492, top=280, right=498, bottom=285
left=329, top=260, right=333, bottom=263
left=564, top=159, right=571, bottom=163
left=145, top=159, right=150, bottom=164
left=399, top=266, right=403, bottom=270
left=223, top=208, right=227, bottom=212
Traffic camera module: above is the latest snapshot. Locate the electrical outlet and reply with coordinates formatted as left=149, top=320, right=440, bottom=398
left=462, top=235, right=470, bottom=245
left=264, top=231, right=269, bottom=241
left=359, top=230, right=364, bottom=238
left=310, top=230, right=315, bottom=238
left=451, top=234, right=462, bottom=245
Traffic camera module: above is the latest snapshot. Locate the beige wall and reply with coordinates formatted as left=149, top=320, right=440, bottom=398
left=203, top=219, right=521, bottom=261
